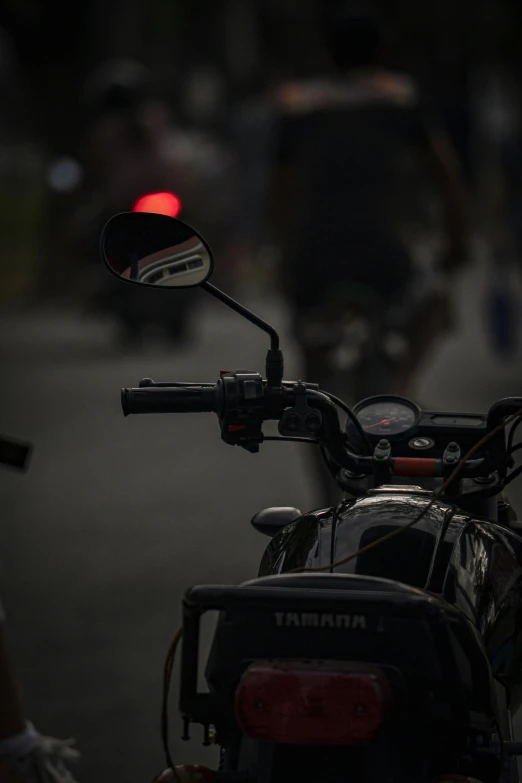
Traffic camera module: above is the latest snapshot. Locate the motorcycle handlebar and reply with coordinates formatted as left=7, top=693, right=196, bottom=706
left=120, top=381, right=509, bottom=480
left=121, top=386, right=220, bottom=416
left=487, top=397, right=522, bottom=428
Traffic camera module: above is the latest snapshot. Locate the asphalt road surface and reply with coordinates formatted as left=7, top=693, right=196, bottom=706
left=1, top=255, right=522, bottom=782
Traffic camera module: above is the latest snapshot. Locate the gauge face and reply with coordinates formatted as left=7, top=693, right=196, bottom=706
left=355, top=398, right=419, bottom=437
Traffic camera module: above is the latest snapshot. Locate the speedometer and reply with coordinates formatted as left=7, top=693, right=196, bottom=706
left=354, top=396, right=421, bottom=438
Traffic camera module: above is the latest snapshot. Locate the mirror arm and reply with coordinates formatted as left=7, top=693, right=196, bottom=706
left=202, top=282, right=280, bottom=350
left=265, top=347, right=284, bottom=388
left=201, top=282, right=284, bottom=387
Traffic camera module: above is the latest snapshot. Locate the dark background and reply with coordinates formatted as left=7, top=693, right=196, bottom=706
left=1, top=1, right=522, bottom=781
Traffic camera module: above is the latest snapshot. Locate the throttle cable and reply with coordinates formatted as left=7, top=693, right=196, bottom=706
left=159, top=628, right=183, bottom=778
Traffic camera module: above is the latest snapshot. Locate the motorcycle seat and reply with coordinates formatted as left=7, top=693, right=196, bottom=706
left=243, top=571, right=429, bottom=596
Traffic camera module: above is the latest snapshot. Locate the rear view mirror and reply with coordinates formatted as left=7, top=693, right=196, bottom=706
left=101, top=212, right=213, bottom=289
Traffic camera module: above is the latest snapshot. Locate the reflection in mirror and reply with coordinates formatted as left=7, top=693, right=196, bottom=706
left=101, top=212, right=213, bottom=289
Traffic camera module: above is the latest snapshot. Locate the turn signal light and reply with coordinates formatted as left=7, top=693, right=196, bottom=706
left=235, top=660, right=388, bottom=745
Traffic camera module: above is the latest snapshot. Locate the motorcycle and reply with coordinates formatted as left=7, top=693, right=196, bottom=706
left=71, top=187, right=195, bottom=345
left=101, top=211, right=522, bottom=783
left=73, top=113, right=235, bottom=345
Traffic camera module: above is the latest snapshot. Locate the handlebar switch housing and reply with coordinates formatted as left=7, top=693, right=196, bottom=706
left=219, top=371, right=265, bottom=453
left=278, top=381, right=323, bottom=438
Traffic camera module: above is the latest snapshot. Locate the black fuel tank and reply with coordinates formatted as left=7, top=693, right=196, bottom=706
left=444, top=519, right=522, bottom=710
left=259, top=489, right=466, bottom=589
left=259, top=488, right=522, bottom=708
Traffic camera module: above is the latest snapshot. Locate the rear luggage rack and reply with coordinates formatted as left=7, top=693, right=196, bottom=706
left=179, top=578, right=495, bottom=738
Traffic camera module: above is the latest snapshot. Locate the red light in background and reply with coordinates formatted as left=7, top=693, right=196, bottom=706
left=132, top=191, right=182, bottom=218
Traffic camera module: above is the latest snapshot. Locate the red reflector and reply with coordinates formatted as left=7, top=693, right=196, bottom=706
left=132, top=191, right=182, bottom=217
left=235, top=660, right=387, bottom=745
left=228, top=424, right=246, bottom=432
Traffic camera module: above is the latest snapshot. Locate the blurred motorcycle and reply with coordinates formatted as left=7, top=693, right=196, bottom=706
left=69, top=59, right=235, bottom=345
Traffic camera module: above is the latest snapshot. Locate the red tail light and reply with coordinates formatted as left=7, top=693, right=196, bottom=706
left=132, top=191, right=182, bottom=218
left=235, top=660, right=388, bottom=746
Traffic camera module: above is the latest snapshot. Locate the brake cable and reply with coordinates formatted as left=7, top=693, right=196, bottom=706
left=321, top=391, right=372, bottom=455
left=502, top=461, right=522, bottom=488
left=157, top=627, right=184, bottom=779
left=288, top=407, right=522, bottom=574
left=507, top=415, right=522, bottom=453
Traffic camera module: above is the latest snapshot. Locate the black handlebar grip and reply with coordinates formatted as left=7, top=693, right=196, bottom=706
left=121, top=386, right=219, bottom=416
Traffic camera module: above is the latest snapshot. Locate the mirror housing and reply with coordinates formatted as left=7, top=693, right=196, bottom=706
left=100, top=210, right=284, bottom=388
left=250, top=507, right=301, bottom=537
left=101, top=212, right=213, bottom=289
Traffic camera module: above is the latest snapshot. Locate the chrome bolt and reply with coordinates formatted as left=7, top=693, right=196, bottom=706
left=410, top=437, right=432, bottom=450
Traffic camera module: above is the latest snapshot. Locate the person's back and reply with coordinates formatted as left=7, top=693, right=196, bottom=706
left=268, top=8, right=468, bottom=506
left=276, top=69, right=429, bottom=305
left=272, top=9, right=467, bottom=313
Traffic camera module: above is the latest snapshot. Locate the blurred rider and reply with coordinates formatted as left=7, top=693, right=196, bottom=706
left=268, top=6, right=469, bottom=503
left=77, top=59, right=231, bottom=345
left=82, top=59, right=227, bottom=224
